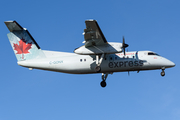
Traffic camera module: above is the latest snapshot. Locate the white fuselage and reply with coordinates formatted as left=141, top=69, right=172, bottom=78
left=17, top=50, right=175, bottom=74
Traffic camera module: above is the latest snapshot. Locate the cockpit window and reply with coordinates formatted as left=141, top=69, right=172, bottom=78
left=148, top=52, right=160, bottom=56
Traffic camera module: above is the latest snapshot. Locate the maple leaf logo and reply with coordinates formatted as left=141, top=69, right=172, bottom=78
left=13, top=38, right=32, bottom=59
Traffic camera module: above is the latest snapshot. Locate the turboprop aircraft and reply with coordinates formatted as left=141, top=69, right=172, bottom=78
left=5, top=20, right=175, bottom=87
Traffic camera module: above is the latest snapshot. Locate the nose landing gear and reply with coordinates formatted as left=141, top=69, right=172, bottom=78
left=161, top=70, right=165, bottom=76
left=100, top=73, right=108, bottom=87
left=161, top=67, right=165, bottom=77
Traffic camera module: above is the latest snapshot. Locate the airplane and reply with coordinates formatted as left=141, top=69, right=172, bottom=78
left=4, top=20, right=175, bottom=87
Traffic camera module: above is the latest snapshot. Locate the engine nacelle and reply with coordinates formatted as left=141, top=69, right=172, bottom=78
left=74, top=42, right=122, bottom=55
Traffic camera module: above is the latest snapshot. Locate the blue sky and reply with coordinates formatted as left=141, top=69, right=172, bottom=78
left=0, top=0, right=179, bottom=120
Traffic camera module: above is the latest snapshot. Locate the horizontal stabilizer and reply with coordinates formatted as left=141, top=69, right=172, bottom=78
left=4, top=21, right=23, bottom=32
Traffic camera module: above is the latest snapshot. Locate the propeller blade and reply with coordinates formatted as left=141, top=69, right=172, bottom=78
left=123, top=36, right=125, bottom=45
left=122, top=36, right=129, bottom=56
left=123, top=47, right=126, bottom=55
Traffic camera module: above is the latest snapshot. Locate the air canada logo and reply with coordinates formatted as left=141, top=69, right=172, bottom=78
left=13, top=38, right=32, bottom=59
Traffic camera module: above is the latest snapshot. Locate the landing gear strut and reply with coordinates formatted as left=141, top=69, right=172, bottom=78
left=161, top=67, right=165, bottom=77
left=95, top=54, right=105, bottom=72
left=100, top=73, right=108, bottom=87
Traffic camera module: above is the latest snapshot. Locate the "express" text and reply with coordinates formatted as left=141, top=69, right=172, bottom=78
left=108, top=60, right=143, bottom=68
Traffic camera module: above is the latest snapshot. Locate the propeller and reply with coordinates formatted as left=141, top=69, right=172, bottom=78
left=122, top=36, right=129, bottom=56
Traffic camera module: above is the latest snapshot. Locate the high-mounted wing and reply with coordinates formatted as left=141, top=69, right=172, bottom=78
left=74, top=20, right=123, bottom=55
left=83, top=20, right=108, bottom=47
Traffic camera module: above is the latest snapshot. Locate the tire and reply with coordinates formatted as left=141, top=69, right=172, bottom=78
left=161, top=71, right=165, bottom=76
left=100, top=81, right=106, bottom=87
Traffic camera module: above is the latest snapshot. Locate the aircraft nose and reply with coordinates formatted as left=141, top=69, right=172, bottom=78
left=164, top=59, right=175, bottom=68
left=168, top=60, right=175, bottom=67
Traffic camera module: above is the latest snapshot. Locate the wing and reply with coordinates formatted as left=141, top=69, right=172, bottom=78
left=83, top=20, right=108, bottom=47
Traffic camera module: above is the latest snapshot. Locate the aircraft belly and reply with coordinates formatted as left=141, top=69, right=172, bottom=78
left=46, top=61, right=93, bottom=74
left=58, top=62, right=93, bottom=74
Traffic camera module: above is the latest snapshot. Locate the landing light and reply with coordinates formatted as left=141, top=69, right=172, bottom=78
left=29, top=68, right=33, bottom=70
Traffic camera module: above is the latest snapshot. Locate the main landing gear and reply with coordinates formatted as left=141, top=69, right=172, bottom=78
left=95, top=66, right=101, bottom=73
left=100, top=73, right=108, bottom=87
left=95, top=54, right=105, bottom=72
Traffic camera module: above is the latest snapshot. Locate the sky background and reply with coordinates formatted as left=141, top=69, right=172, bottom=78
left=0, top=0, right=179, bottom=120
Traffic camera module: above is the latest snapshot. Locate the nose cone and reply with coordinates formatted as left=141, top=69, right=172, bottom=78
left=163, top=58, right=175, bottom=68
left=168, top=60, right=175, bottom=68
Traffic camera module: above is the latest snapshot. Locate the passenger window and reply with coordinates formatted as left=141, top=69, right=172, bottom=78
left=80, top=59, right=82, bottom=62
left=84, top=59, right=86, bottom=62
left=109, top=55, right=114, bottom=61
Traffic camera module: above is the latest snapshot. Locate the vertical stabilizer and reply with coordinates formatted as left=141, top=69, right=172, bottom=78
left=5, top=21, right=46, bottom=61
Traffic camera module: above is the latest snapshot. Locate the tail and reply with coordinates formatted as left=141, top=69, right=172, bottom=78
left=5, top=21, right=45, bottom=61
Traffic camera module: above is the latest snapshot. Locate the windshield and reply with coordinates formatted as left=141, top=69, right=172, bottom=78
left=148, top=52, right=160, bottom=56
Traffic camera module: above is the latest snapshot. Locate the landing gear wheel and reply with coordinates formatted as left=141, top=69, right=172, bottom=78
left=95, top=66, right=101, bottom=72
left=100, top=73, right=108, bottom=88
left=100, top=81, right=106, bottom=87
left=161, top=71, right=165, bottom=76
